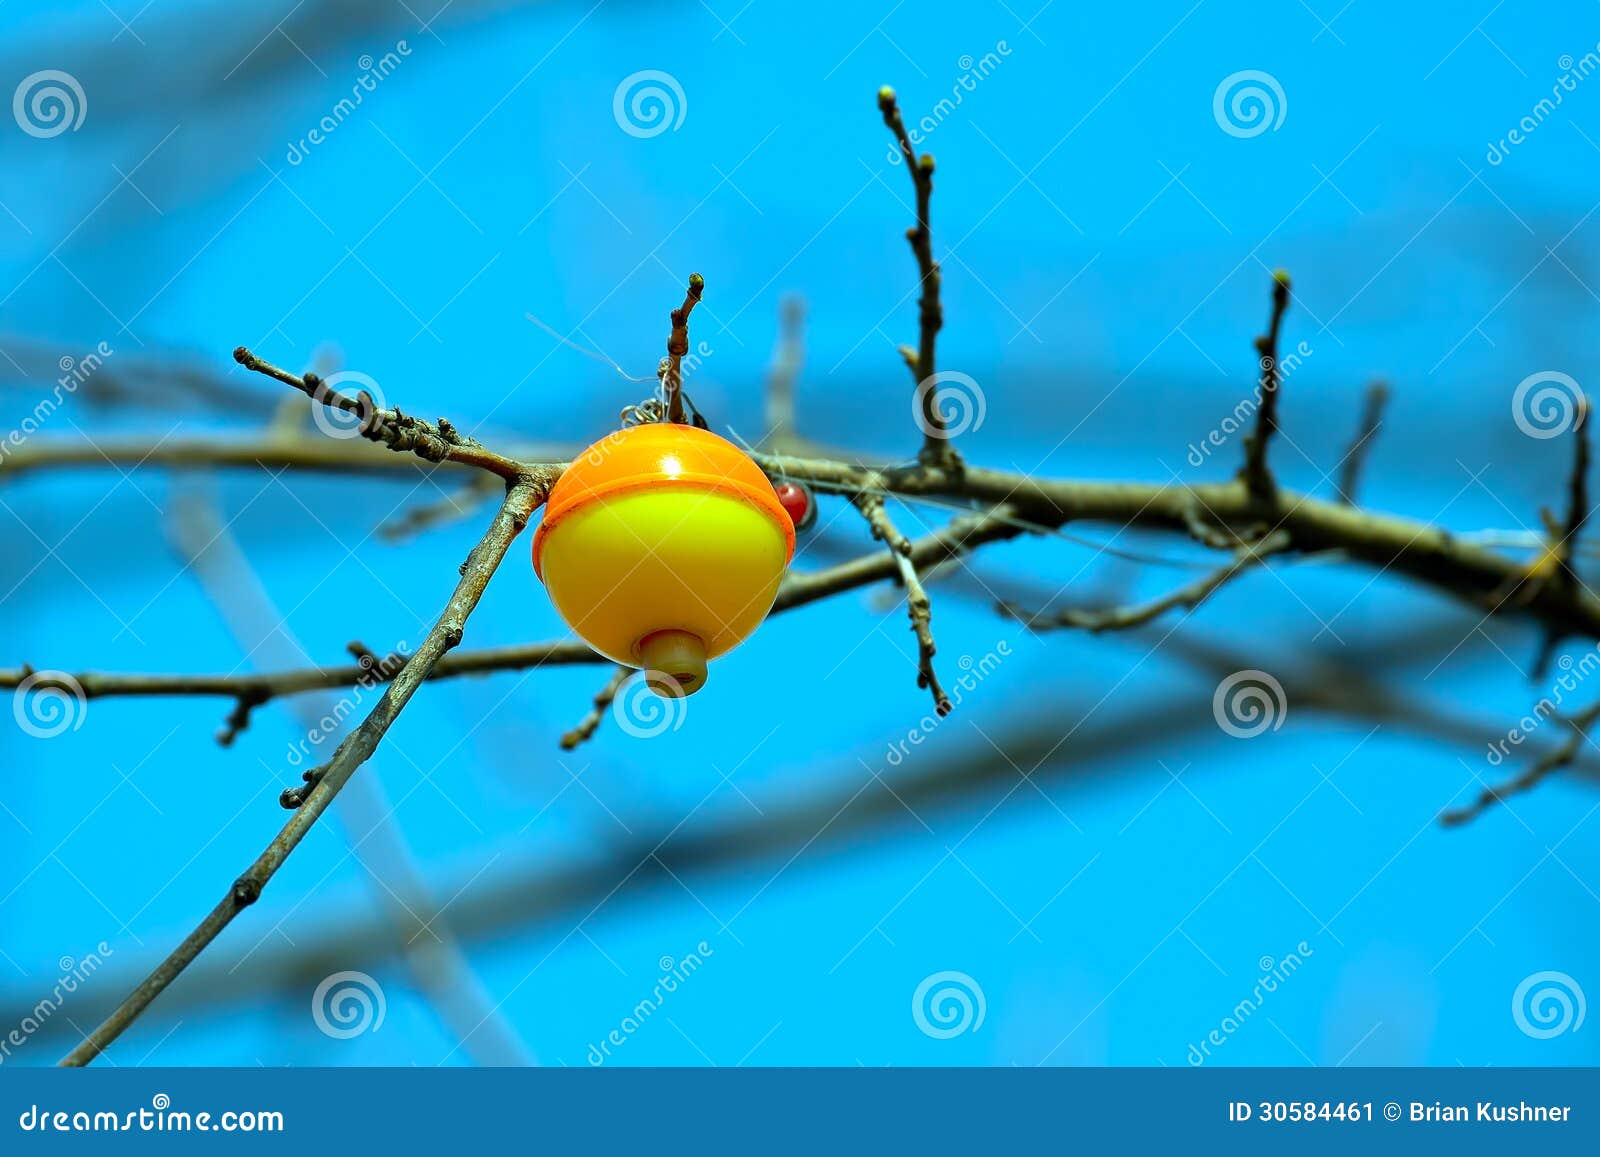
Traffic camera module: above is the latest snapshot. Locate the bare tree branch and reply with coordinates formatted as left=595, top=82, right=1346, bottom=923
left=1000, top=531, right=1293, bottom=632
left=233, top=347, right=529, bottom=481
left=660, top=273, right=704, bottom=425
left=853, top=493, right=951, bottom=714
left=2, top=503, right=1022, bottom=723
left=1441, top=697, right=1600, bottom=827
left=560, top=666, right=632, bottom=751
left=20, top=619, right=1591, bottom=1034
left=1241, top=270, right=1291, bottom=499
left=58, top=475, right=549, bottom=1066
left=763, top=296, right=813, bottom=454
left=878, top=86, right=958, bottom=471
left=16, top=453, right=1600, bottom=718
left=379, top=473, right=507, bottom=542
left=12, top=65, right=1591, bottom=1075
left=164, top=482, right=532, bottom=1065
left=1337, top=380, right=1390, bottom=505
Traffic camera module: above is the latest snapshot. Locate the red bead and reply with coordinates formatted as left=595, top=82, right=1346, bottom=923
left=774, top=481, right=816, bottom=531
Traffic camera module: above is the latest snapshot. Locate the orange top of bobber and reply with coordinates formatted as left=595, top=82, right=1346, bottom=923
left=532, top=424, right=795, bottom=696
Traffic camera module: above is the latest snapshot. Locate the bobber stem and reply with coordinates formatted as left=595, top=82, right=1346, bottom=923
left=637, top=629, right=708, bottom=698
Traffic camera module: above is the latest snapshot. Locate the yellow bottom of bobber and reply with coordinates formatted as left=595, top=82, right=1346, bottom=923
left=538, top=489, right=790, bottom=693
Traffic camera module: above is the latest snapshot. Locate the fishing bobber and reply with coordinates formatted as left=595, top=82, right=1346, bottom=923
left=532, top=423, right=796, bottom=697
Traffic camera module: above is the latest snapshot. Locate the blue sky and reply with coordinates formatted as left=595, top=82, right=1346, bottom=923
left=0, top=0, right=1598, bottom=1066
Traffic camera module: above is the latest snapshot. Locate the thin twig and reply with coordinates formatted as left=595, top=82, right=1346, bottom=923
left=378, top=473, right=506, bottom=542
left=853, top=493, right=952, bottom=715
left=660, top=273, right=704, bottom=425
left=1530, top=394, right=1591, bottom=676
left=1000, top=531, right=1293, bottom=632
left=1337, top=380, right=1390, bottom=505
left=560, top=666, right=632, bottom=750
left=163, top=482, right=532, bottom=1065
left=878, top=85, right=958, bottom=471
left=0, top=432, right=480, bottom=480
left=1440, top=698, right=1600, bottom=826
left=765, top=296, right=806, bottom=447
left=1556, top=394, right=1591, bottom=581
left=58, top=478, right=547, bottom=1066
left=233, top=346, right=529, bottom=481
left=1240, top=269, right=1291, bottom=499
